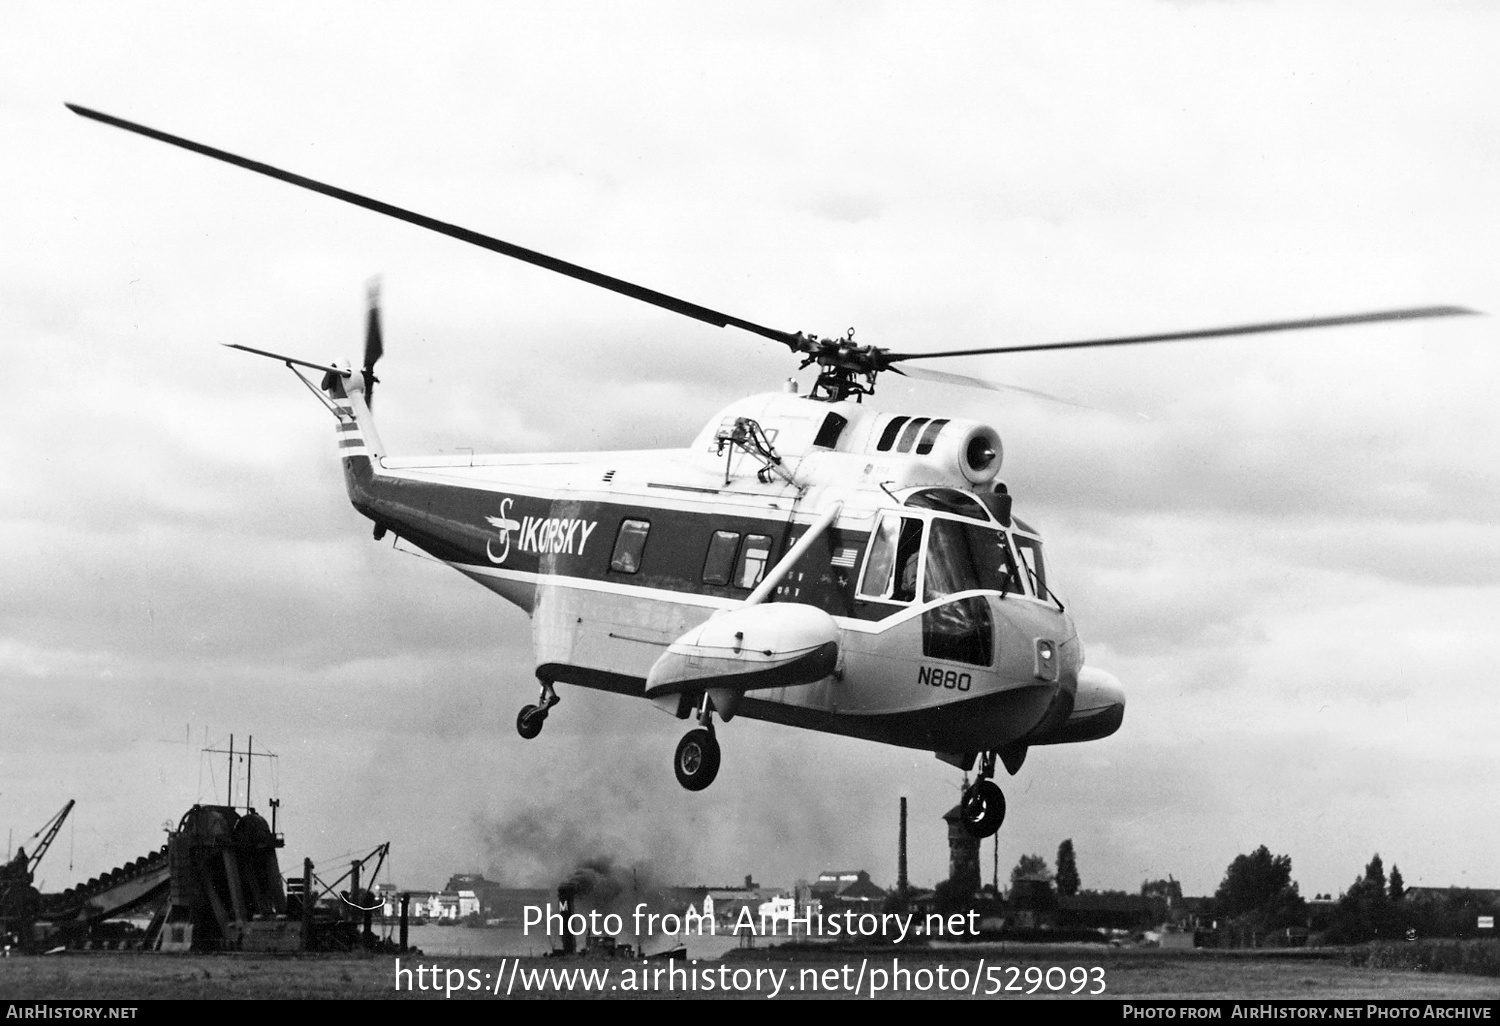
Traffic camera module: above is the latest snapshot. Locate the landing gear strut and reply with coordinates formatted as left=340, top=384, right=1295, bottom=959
left=516, top=680, right=559, bottom=740
left=673, top=694, right=721, bottom=791
left=960, top=751, right=1006, bottom=838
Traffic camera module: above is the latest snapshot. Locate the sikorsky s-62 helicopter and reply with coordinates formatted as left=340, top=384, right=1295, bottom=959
left=69, top=104, right=1473, bottom=838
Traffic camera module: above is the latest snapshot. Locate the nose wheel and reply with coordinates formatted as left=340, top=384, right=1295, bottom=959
left=516, top=680, right=559, bottom=740
left=959, top=780, right=1006, bottom=838
left=959, top=750, right=1007, bottom=838
left=674, top=728, right=721, bottom=791
left=673, top=694, right=722, bottom=791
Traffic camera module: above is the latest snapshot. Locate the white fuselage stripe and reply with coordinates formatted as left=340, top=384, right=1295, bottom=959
left=444, top=559, right=1042, bottom=633
left=369, top=465, right=818, bottom=518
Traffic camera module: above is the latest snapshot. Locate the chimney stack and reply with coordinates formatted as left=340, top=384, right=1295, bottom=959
left=898, top=796, right=909, bottom=897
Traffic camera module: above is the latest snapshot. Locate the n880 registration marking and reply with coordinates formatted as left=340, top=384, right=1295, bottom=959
left=917, top=665, right=972, bottom=691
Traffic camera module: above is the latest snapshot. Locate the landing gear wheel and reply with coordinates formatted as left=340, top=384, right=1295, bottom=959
left=674, top=728, right=721, bottom=791
left=516, top=704, right=547, bottom=740
left=517, top=680, right=560, bottom=740
left=960, top=779, right=1006, bottom=838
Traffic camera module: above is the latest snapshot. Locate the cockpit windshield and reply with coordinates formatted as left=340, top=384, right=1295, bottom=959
left=924, top=517, right=1022, bottom=600
left=857, top=506, right=1051, bottom=606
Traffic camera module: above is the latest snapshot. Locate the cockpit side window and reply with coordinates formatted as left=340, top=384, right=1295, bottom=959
left=1012, top=534, right=1048, bottom=601
left=893, top=519, right=923, bottom=602
left=858, top=515, right=897, bottom=599
left=858, top=514, right=924, bottom=603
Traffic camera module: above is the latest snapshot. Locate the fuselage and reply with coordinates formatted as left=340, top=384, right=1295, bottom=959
left=329, top=379, right=1124, bottom=764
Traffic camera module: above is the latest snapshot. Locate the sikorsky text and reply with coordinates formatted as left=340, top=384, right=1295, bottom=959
left=485, top=498, right=599, bottom=565
left=522, top=903, right=980, bottom=945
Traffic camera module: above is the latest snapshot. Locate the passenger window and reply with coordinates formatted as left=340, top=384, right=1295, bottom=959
left=735, top=534, right=773, bottom=589
left=702, top=530, right=740, bottom=586
left=610, top=519, right=650, bottom=574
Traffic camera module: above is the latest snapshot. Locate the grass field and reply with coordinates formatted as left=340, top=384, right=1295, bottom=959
left=3, top=945, right=1500, bottom=1000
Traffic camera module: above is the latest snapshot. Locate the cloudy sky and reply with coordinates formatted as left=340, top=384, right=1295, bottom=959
left=2, top=2, right=1496, bottom=903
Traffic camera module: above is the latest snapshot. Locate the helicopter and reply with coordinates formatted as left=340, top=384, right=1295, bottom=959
left=67, top=103, right=1473, bottom=839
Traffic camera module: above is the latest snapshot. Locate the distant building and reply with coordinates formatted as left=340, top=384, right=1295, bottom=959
left=399, top=891, right=436, bottom=919
left=427, top=893, right=461, bottom=920
left=445, top=874, right=511, bottom=914
left=810, top=870, right=886, bottom=907
left=941, top=805, right=982, bottom=898
left=661, top=876, right=784, bottom=926
left=1056, top=893, right=1164, bottom=932
left=757, top=894, right=796, bottom=928
left=698, top=876, right=780, bottom=925
left=475, top=888, right=553, bottom=924
left=1007, top=878, right=1058, bottom=929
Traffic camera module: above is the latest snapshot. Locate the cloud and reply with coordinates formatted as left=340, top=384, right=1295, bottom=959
left=2, top=2, right=1497, bottom=906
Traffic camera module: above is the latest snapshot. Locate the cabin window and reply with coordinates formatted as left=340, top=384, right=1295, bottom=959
left=609, top=519, right=651, bottom=574
left=924, top=517, right=1021, bottom=599
left=1012, top=534, right=1048, bottom=601
left=858, top=514, right=924, bottom=602
left=735, top=534, right=774, bottom=589
left=702, top=530, right=740, bottom=586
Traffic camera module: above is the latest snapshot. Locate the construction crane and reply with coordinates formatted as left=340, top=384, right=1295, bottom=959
left=1, top=800, right=75, bottom=936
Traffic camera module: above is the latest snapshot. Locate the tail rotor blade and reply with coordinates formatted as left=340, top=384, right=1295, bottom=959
left=363, top=279, right=383, bottom=405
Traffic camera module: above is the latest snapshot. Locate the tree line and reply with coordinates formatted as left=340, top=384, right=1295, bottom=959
left=999, top=841, right=1498, bottom=944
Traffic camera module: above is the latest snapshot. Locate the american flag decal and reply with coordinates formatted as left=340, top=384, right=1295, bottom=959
left=831, top=548, right=858, bottom=568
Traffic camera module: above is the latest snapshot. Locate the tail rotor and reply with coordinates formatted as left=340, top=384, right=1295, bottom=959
left=362, top=278, right=384, bottom=406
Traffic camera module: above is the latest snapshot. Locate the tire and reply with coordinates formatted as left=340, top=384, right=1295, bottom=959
left=960, top=780, right=1006, bottom=838
left=673, top=729, right=721, bottom=791
left=516, top=704, right=546, bottom=740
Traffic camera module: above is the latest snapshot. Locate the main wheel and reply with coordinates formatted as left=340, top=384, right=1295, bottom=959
left=960, top=780, right=1006, bottom=838
left=673, top=729, right=721, bottom=791
left=516, top=704, right=546, bottom=740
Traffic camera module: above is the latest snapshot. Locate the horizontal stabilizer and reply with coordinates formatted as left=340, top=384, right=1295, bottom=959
left=223, top=343, right=347, bottom=378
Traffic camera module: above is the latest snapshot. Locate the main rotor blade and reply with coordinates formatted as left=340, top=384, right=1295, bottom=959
left=883, top=306, right=1477, bottom=364
left=67, top=103, right=802, bottom=349
left=889, top=364, right=1105, bottom=412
